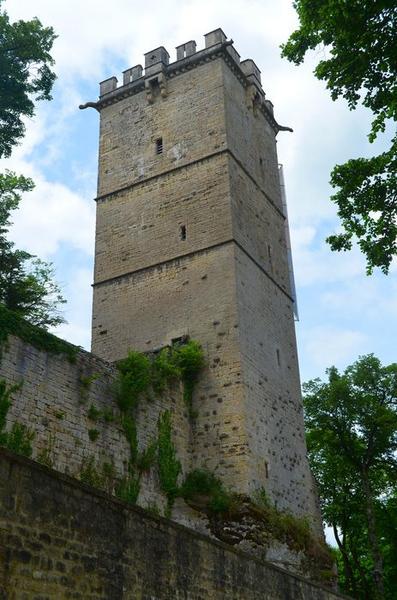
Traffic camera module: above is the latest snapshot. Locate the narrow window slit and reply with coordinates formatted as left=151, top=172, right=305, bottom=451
left=276, top=349, right=281, bottom=367
left=180, top=225, right=186, bottom=240
left=155, top=137, right=163, bottom=154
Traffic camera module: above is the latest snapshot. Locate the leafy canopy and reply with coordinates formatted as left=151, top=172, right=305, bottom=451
left=303, top=354, right=397, bottom=598
left=0, top=4, right=63, bottom=329
left=0, top=172, right=65, bottom=328
left=282, top=1, right=397, bottom=273
left=0, top=0, right=56, bottom=157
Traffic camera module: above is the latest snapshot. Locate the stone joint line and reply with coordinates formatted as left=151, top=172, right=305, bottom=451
left=95, top=148, right=286, bottom=221
left=92, top=238, right=294, bottom=304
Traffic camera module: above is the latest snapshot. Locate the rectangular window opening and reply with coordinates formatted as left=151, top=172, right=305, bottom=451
left=155, top=137, right=163, bottom=155
left=276, top=348, right=281, bottom=367
left=180, top=225, right=186, bottom=240
left=265, top=461, right=269, bottom=479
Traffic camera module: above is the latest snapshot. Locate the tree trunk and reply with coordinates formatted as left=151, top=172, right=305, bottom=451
left=333, top=523, right=358, bottom=597
left=362, top=470, right=384, bottom=599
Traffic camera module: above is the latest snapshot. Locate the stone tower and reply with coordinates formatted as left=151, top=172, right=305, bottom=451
left=90, top=29, right=320, bottom=523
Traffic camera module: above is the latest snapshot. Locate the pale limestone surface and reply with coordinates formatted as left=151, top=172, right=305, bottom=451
left=91, top=29, right=322, bottom=534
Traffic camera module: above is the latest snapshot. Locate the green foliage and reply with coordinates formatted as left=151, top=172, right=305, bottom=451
left=137, top=439, right=157, bottom=473
left=0, top=304, right=77, bottom=361
left=36, top=433, right=55, bottom=468
left=54, top=410, right=64, bottom=420
left=173, top=340, right=205, bottom=412
left=282, top=1, right=397, bottom=273
left=79, top=455, right=104, bottom=489
left=253, top=487, right=271, bottom=509
left=152, top=347, right=181, bottom=393
left=101, top=460, right=117, bottom=494
left=5, top=422, right=34, bottom=457
left=102, top=408, right=114, bottom=423
left=88, top=428, right=99, bottom=442
left=0, top=184, right=66, bottom=327
left=87, top=404, right=101, bottom=421
left=157, top=410, right=181, bottom=509
left=115, top=351, right=151, bottom=411
left=115, top=473, right=140, bottom=505
left=0, top=7, right=63, bottom=325
left=0, top=378, right=18, bottom=434
left=181, top=469, right=235, bottom=514
left=0, top=378, right=33, bottom=456
left=79, top=373, right=100, bottom=403
left=121, top=413, right=138, bottom=464
left=114, top=340, right=204, bottom=415
left=0, top=1, right=57, bottom=158
left=303, top=354, right=397, bottom=599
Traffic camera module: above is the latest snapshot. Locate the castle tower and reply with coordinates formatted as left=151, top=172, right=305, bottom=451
left=89, top=29, right=320, bottom=523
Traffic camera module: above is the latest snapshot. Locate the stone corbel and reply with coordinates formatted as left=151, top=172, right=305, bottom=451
left=145, top=72, right=168, bottom=104
left=246, top=84, right=261, bottom=115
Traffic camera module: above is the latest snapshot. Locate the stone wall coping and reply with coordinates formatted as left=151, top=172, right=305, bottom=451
left=0, top=447, right=350, bottom=599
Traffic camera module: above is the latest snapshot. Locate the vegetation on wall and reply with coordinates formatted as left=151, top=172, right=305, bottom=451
left=0, top=378, right=34, bottom=457
left=180, top=469, right=333, bottom=581
left=181, top=469, right=235, bottom=514
left=157, top=410, right=181, bottom=513
left=114, top=341, right=204, bottom=415
left=0, top=305, right=78, bottom=362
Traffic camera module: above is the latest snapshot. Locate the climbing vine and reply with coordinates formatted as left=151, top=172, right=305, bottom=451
left=157, top=410, right=181, bottom=514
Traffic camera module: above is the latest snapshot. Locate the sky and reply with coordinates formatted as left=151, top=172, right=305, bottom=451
left=3, top=0, right=396, bottom=385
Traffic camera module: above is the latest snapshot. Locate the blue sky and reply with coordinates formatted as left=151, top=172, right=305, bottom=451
left=3, top=0, right=396, bottom=384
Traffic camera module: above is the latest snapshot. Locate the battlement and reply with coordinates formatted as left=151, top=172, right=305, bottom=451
left=96, top=27, right=274, bottom=120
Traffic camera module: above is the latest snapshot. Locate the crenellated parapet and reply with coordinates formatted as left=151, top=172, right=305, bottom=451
left=84, top=28, right=290, bottom=133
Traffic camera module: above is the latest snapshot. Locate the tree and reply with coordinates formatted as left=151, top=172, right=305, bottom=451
left=0, top=0, right=56, bottom=157
left=0, top=3, right=63, bottom=328
left=303, top=355, right=397, bottom=598
left=282, top=1, right=397, bottom=274
left=0, top=171, right=65, bottom=327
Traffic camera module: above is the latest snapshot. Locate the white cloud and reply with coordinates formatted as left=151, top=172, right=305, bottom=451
left=2, top=0, right=396, bottom=376
left=300, top=325, right=368, bottom=374
left=9, top=173, right=95, bottom=259
left=51, top=267, right=93, bottom=349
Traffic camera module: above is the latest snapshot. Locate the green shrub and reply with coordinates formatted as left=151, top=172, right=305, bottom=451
left=115, top=351, right=151, bottom=411
left=181, top=469, right=234, bottom=514
left=102, top=408, right=114, bottom=422
left=88, top=428, right=99, bottom=442
left=88, top=404, right=101, bottom=421
left=173, top=341, right=205, bottom=411
left=152, top=347, right=180, bottom=393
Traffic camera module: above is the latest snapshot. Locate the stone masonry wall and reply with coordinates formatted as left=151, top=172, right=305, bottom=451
left=92, top=41, right=319, bottom=521
left=0, top=447, right=347, bottom=600
left=0, top=335, right=191, bottom=511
